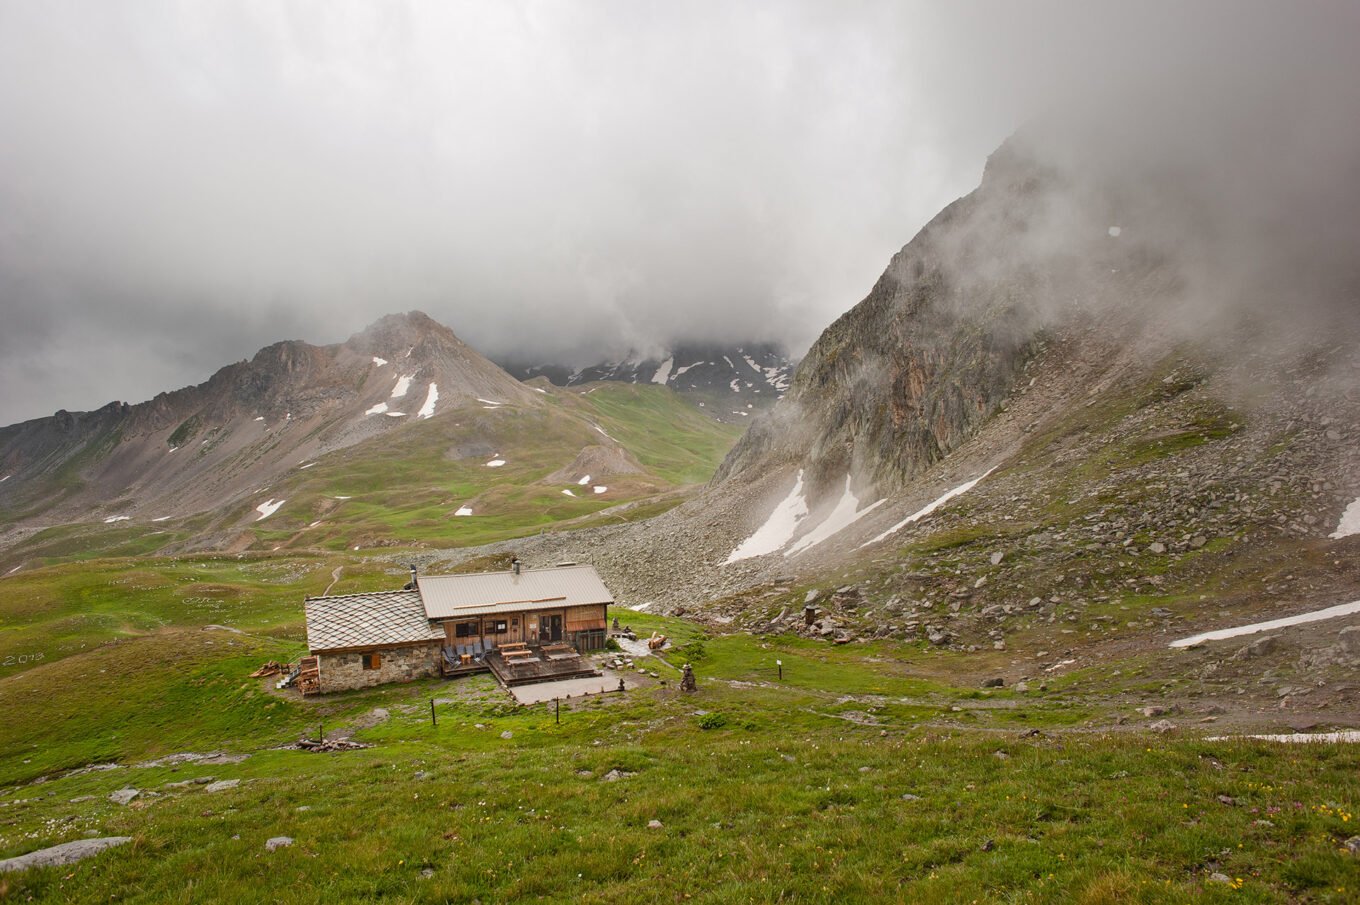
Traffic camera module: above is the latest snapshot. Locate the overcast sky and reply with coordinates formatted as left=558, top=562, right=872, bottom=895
left=0, top=1, right=1355, bottom=426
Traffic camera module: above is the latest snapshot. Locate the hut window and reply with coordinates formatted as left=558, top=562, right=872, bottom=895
left=362, top=652, right=381, bottom=670
left=487, top=620, right=508, bottom=634
left=454, top=621, right=478, bottom=638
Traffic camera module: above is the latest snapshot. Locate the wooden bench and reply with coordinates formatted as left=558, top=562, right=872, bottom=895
left=502, top=649, right=535, bottom=661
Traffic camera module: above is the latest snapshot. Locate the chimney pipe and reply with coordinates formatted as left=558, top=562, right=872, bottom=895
left=403, top=564, right=417, bottom=590
left=512, top=558, right=521, bottom=576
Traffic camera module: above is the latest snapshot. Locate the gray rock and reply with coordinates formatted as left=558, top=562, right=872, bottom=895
left=264, top=836, right=293, bottom=852
left=901, top=793, right=921, bottom=801
left=500, top=731, right=513, bottom=740
left=647, top=819, right=663, bottom=829
left=1208, top=872, right=1232, bottom=884
left=203, top=779, right=240, bottom=793
left=1149, top=720, right=1177, bottom=734
left=989, top=551, right=1004, bottom=565
left=982, top=677, right=1005, bottom=688
left=601, top=769, right=635, bottom=782
left=0, top=837, right=132, bottom=873
left=1148, top=542, right=1167, bottom=554
left=108, top=788, right=140, bottom=806
left=1344, top=835, right=1360, bottom=855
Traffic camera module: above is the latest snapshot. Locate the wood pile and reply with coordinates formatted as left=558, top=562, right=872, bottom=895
left=297, top=656, right=320, bottom=695
left=249, top=661, right=289, bottom=678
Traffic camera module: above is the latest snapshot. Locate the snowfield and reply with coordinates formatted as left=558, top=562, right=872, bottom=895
left=486, top=459, right=506, bottom=468
left=365, top=402, right=389, bottom=415
left=1330, top=497, right=1360, bottom=538
left=861, top=469, right=995, bottom=548
left=372, top=356, right=388, bottom=366
left=593, top=486, right=608, bottom=494
left=418, top=383, right=438, bottom=419
left=652, top=357, right=673, bottom=385
left=455, top=506, right=474, bottom=517
left=1169, top=599, right=1360, bottom=648
left=786, top=477, right=885, bottom=556
left=726, top=470, right=809, bottom=564
left=255, top=499, right=285, bottom=521
left=391, top=374, right=413, bottom=398
left=103, top=515, right=130, bottom=523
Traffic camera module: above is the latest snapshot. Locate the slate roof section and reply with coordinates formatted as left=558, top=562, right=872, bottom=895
left=417, top=564, right=614, bottom=620
left=305, top=590, right=445, bottom=653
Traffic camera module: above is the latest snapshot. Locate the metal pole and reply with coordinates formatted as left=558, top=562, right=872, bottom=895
left=555, top=698, right=560, bottom=725
left=777, top=659, right=783, bottom=681
left=431, top=699, right=437, bottom=727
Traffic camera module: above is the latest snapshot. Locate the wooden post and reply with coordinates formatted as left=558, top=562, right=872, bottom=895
left=555, top=698, right=560, bottom=725
left=777, top=659, right=783, bottom=681
left=430, top=699, right=437, bottom=728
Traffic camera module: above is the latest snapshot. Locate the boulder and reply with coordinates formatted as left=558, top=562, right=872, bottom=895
left=0, top=837, right=132, bottom=873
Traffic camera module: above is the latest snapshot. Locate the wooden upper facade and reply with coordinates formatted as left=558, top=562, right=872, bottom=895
left=305, top=563, right=612, bottom=657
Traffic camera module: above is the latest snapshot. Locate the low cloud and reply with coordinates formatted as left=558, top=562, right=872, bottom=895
left=0, top=1, right=1354, bottom=424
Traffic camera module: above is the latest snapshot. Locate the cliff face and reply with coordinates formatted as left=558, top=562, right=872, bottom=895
left=714, top=133, right=1149, bottom=499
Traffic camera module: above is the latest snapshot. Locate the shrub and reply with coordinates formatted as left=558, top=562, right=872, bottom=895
left=697, top=712, right=727, bottom=730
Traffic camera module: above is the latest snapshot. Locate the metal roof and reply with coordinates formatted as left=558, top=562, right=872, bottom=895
left=304, top=590, right=445, bottom=653
left=417, top=564, right=614, bottom=620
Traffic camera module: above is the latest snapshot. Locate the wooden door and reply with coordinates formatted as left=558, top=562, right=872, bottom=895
left=539, top=613, right=563, bottom=644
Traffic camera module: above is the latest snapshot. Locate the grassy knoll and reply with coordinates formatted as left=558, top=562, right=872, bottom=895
left=1, top=588, right=1358, bottom=902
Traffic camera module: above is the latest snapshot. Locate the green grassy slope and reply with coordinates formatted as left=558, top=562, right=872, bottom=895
left=1, top=575, right=1358, bottom=902
left=0, top=385, right=742, bottom=570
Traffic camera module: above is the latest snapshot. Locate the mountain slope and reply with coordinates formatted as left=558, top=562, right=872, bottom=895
left=501, top=341, right=796, bottom=423
left=0, top=315, right=746, bottom=567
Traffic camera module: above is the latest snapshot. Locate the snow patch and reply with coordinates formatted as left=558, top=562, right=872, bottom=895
left=860, top=468, right=996, bottom=548
left=1169, top=599, right=1360, bottom=648
left=151, top=516, right=171, bottom=522
left=534, top=387, right=548, bottom=394
left=365, top=402, right=389, bottom=415
left=5, top=565, right=20, bottom=575
left=1207, top=731, right=1360, bottom=744
left=298, top=462, right=316, bottom=470
left=1108, top=226, right=1122, bottom=237
left=592, top=423, right=616, bottom=441
left=673, top=363, right=698, bottom=379
left=103, top=515, right=130, bottom=523
left=255, top=499, right=285, bottom=521
left=486, top=459, right=506, bottom=468
left=477, top=398, right=503, bottom=407
left=0, top=475, right=9, bottom=482
left=418, top=383, right=438, bottom=419
left=372, top=356, right=388, bottom=366
left=384, top=412, right=406, bottom=417
left=726, top=470, right=810, bottom=564
left=455, top=506, right=474, bottom=517
left=729, top=379, right=741, bottom=393
left=786, top=476, right=886, bottom=556
left=1330, top=498, right=1360, bottom=538
left=334, top=495, right=352, bottom=500
left=593, top=486, right=607, bottom=494
left=391, top=374, right=414, bottom=398
left=651, top=357, right=673, bottom=385
left=562, top=489, right=576, bottom=497
left=252, top=416, right=264, bottom=422
left=308, top=520, right=322, bottom=528
left=578, top=474, right=591, bottom=485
